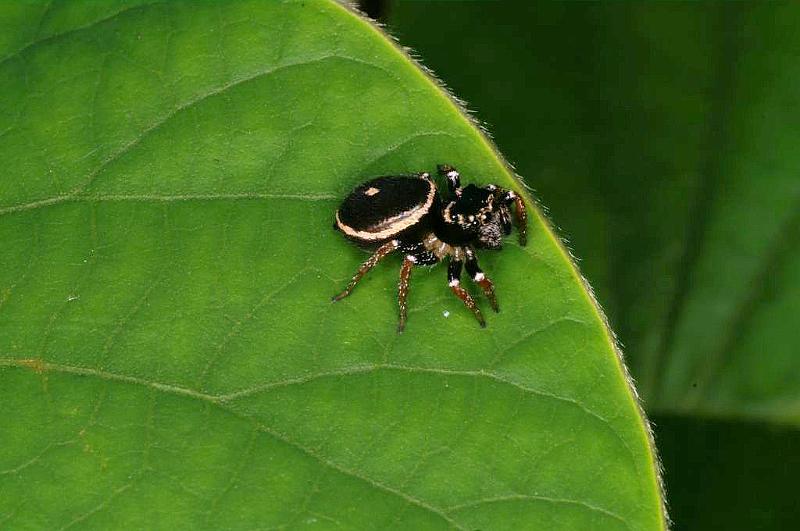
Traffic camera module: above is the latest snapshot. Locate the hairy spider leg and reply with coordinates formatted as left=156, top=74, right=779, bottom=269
left=448, top=259, right=486, bottom=327
left=465, top=248, right=499, bottom=312
left=499, top=203, right=513, bottom=236
left=505, top=191, right=528, bottom=246
left=397, top=256, right=415, bottom=332
left=332, top=239, right=399, bottom=302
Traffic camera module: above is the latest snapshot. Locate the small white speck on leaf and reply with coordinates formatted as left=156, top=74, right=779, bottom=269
left=67, top=294, right=79, bottom=302
left=443, top=310, right=450, bottom=318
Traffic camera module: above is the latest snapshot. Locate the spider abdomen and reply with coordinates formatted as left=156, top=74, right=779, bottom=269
left=335, top=174, right=438, bottom=245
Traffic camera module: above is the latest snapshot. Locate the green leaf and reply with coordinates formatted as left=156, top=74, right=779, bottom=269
left=0, top=1, right=663, bottom=528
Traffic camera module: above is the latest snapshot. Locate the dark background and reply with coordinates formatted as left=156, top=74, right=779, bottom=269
left=360, top=1, right=800, bottom=529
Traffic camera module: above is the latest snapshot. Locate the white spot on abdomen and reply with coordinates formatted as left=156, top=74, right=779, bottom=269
left=364, top=187, right=380, bottom=196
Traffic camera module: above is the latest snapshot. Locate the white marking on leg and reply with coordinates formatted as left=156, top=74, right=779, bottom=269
left=449, top=279, right=460, bottom=287
left=474, top=272, right=485, bottom=282
left=406, top=255, right=417, bottom=263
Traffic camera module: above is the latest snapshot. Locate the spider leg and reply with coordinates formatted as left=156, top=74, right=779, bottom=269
left=465, top=247, right=499, bottom=312
left=500, top=205, right=512, bottom=236
left=448, top=259, right=486, bottom=328
left=438, top=164, right=462, bottom=196
left=397, top=256, right=415, bottom=333
left=502, top=190, right=528, bottom=246
left=332, top=239, right=399, bottom=302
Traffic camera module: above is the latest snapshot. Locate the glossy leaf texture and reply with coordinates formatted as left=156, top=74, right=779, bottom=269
left=0, top=1, right=663, bottom=529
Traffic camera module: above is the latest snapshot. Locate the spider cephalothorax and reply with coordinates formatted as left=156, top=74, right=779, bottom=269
left=333, top=164, right=527, bottom=332
left=437, top=164, right=519, bottom=250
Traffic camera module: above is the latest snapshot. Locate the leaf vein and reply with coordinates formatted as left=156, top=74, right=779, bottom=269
left=219, top=364, right=609, bottom=426
left=445, top=494, right=629, bottom=529
left=0, top=193, right=337, bottom=216
left=0, top=2, right=162, bottom=67
left=0, top=358, right=628, bottom=529
left=0, top=53, right=364, bottom=217
left=244, top=417, right=466, bottom=530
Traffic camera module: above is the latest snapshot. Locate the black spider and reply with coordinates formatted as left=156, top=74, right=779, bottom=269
left=333, top=164, right=527, bottom=332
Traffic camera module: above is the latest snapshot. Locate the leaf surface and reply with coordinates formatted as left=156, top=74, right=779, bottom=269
left=0, top=1, right=663, bottom=528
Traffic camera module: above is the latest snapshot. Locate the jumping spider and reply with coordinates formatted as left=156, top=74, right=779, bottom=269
left=333, top=164, right=527, bottom=332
